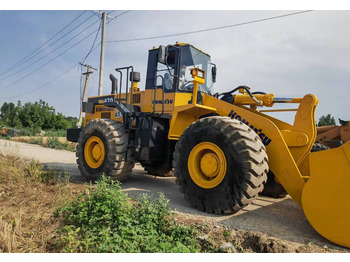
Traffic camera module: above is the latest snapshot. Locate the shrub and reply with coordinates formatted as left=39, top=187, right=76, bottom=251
left=56, top=177, right=199, bottom=253
left=29, top=137, right=43, bottom=145
left=46, top=137, right=64, bottom=149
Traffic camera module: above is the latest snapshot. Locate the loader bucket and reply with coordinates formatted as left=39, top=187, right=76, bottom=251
left=302, top=141, right=350, bottom=248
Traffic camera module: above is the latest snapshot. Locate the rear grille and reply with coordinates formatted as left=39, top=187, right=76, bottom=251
left=101, top=112, right=111, bottom=119
left=133, top=93, right=141, bottom=104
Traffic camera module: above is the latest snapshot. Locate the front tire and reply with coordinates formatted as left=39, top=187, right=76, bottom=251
left=174, top=116, right=268, bottom=214
left=76, top=119, right=135, bottom=182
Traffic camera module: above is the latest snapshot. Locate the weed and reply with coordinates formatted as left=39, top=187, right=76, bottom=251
left=29, top=137, right=43, bottom=145
left=46, top=137, right=64, bottom=150
left=56, top=176, right=200, bottom=253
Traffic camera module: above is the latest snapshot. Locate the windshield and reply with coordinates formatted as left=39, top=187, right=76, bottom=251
left=179, top=45, right=214, bottom=95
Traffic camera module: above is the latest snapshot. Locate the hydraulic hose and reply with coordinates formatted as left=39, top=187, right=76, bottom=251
left=215, top=85, right=263, bottom=105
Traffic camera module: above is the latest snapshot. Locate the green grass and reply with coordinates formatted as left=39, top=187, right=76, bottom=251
left=27, top=136, right=75, bottom=151
left=55, top=176, right=200, bottom=253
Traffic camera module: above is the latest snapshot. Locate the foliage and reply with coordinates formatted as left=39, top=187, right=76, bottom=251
left=27, top=136, right=75, bottom=151
left=0, top=100, right=77, bottom=131
left=46, top=137, right=65, bottom=150
left=19, top=126, right=42, bottom=136
left=317, top=114, right=336, bottom=127
left=56, top=177, right=200, bottom=253
left=29, top=137, right=43, bottom=145
left=44, top=129, right=67, bottom=137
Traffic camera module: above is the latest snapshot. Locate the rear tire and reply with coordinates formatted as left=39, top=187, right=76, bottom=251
left=174, top=116, right=268, bottom=214
left=311, top=143, right=330, bottom=152
left=76, top=119, right=135, bottom=182
left=259, top=172, right=287, bottom=198
left=142, top=161, right=173, bottom=177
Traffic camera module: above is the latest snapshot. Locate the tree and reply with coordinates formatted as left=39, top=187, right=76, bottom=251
left=318, top=114, right=336, bottom=127
left=0, top=100, right=72, bottom=130
left=0, top=102, right=21, bottom=127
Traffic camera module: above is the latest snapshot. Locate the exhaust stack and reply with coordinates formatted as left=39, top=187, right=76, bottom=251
left=109, top=74, right=118, bottom=94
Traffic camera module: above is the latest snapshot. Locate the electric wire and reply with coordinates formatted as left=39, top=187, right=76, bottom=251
left=0, top=10, right=132, bottom=97
left=1, top=63, right=79, bottom=99
left=0, top=13, right=99, bottom=82
left=80, top=19, right=102, bottom=64
left=107, top=10, right=313, bottom=43
left=0, top=11, right=88, bottom=77
left=112, top=10, right=131, bottom=19
left=0, top=10, right=131, bottom=83
left=0, top=10, right=132, bottom=99
left=0, top=30, right=102, bottom=93
left=1, top=43, right=101, bottom=99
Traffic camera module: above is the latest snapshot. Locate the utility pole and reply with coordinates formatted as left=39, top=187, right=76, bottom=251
left=93, top=11, right=116, bottom=96
left=98, top=12, right=106, bottom=96
left=77, top=63, right=97, bottom=127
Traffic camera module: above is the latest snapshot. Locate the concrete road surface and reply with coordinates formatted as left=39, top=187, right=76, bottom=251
left=0, top=139, right=346, bottom=250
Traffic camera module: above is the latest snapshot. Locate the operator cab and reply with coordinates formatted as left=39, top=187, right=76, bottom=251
left=145, top=42, right=217, bottom=95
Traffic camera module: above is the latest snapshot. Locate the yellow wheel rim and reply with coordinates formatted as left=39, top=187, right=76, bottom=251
left=188, top=142, right=227, bottom=189
left=84, top=136, right=106, bottom=169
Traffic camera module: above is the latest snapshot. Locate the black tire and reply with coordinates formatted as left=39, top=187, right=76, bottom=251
left=259, top=171, right=287, bottom=198
left=260, top=142, right=331, bottom=198
left=142, top=161, right=174, bottom=177
left=174, top=116, right=269, bottom=214
left=311, top=143, right=330, bottom=152
left=76, top=119, right=135, bottom=182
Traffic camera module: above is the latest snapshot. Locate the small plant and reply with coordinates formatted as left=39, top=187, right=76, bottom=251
left=46, top=137, right=64, bottom=150
left=29, top=137, right=43, bottom=145
left=56, top=176, right=200, bottom=253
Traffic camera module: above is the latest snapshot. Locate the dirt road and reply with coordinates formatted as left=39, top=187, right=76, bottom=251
left=0, top=139, right=347, bottom=251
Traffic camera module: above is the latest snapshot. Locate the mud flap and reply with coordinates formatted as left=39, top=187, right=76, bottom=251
left=302, top=141, right=350, bottom=248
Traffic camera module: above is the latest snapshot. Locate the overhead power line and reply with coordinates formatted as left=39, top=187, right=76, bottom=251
left=1, top=63, right=80, bottom=99
left=0, top=10, right=133, bottom=99
left=1, top=44, right=101, bottom=100
left=0, top=16, right=101, bottom=82
left=0, top=12, right=99, bottom=82
left=113, top=10, right=132, bottom=19
left=81, top=19, right=102, bottom=64
left=0, top=29, right=102, bottom=93
left=107, top=10, right=314, bottom=43
left=0, top=11, right=87, bottom=77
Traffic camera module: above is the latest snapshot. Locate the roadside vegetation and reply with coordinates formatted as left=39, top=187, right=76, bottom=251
left=0, top=100, right=77, bottom=131
left=0, top=153, right=346, bottom=253
left=0, top=155, right=204, bottom=253
left=27, top=136, right=75, bottom=151
left=0, top=100, right=77, bottom=151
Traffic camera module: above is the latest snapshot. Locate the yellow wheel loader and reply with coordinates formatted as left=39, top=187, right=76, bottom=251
left=67, top=43, right=350, bottom=248
left=315, top=119, right=350, bottom=149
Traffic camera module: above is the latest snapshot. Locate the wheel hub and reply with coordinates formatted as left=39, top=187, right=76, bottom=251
left=188, top=142, right=227, bottom=189
left=200, top=153, right=219, bottom=177
left=84, top=136, right=105, bottom=169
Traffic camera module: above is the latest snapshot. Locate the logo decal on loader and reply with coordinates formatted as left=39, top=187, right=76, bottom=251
left=152, top=99, right=173, bottom=105
left=228, top=110, right=272, bottom=146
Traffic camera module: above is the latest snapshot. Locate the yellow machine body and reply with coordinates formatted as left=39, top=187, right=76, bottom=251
left=81, top=43, right=350, bottom=248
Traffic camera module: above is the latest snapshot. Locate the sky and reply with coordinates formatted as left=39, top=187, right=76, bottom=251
left=0, top=2, right=350, bottom=125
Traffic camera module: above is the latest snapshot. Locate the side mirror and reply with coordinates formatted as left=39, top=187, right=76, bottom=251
left=158, top=45, right=167, bottom=64
left=211, top=64, right=217, bottom=83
